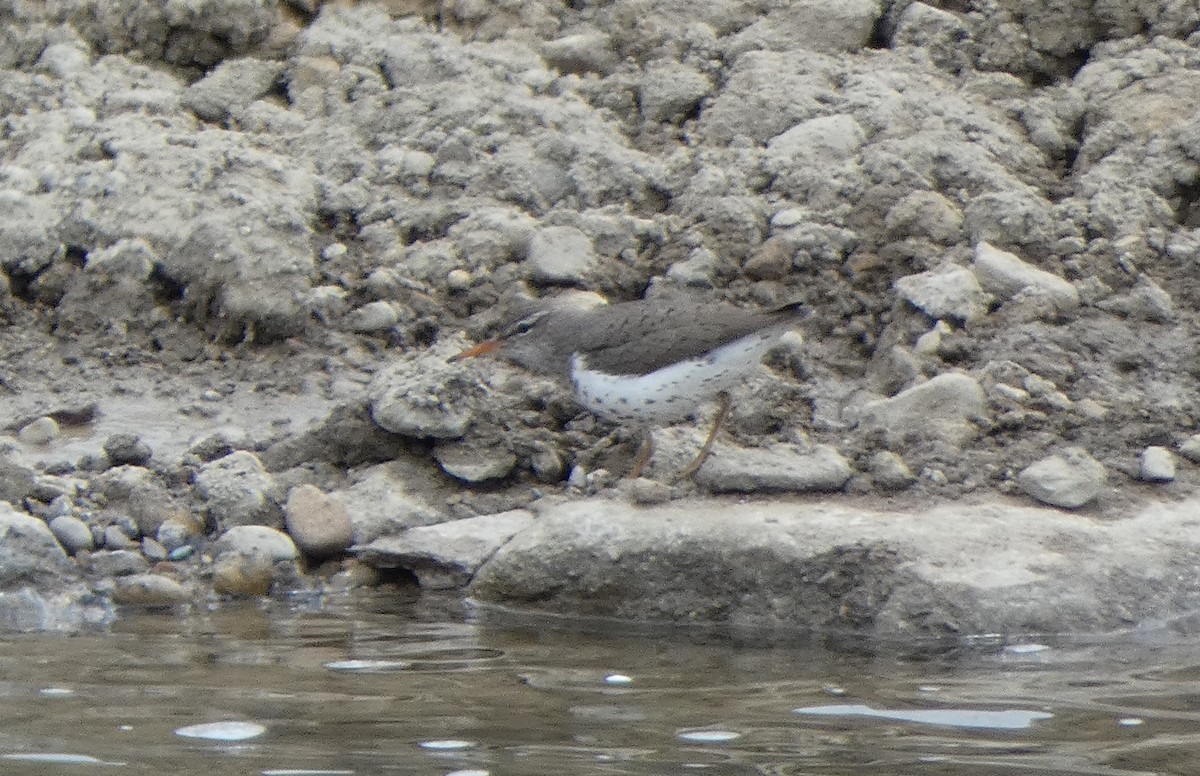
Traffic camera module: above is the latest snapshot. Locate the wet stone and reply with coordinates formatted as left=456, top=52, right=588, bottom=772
left=48, top=515, right=94, bottom=555
left=284, top=484, right=353, bottom=558
left=211, top=553, right=274, bottom=597
left=113, top=573, right=189, bottom=606
left=103, top=433, right=153, bottom=467
left=214, top=525, right=298, bottom=563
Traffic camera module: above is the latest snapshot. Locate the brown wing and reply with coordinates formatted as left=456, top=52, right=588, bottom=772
left=573, top=298, right=803, bottom=376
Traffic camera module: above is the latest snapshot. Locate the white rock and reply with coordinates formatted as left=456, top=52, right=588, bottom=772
left=695, top=444, right=853, bottom=493
left=972, top=242, right=1079, bottom=310
left=526, top=225, right=599, bottom=286
left=860, top=374, right=986, bottom=446
left=1140, top=446, right=1176, bottom=483
left=18, top=417, right=59, bottom=445
left=214, top=525, right=298, bottom=563
left=894, top=265, right=989, bottom=321
left=1017, top=448, right=1106, bottom=509
left=194, top=451, right=279, bottom=527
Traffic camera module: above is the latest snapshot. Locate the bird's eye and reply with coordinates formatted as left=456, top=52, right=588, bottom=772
left=504, top=311, right=548, bottom=338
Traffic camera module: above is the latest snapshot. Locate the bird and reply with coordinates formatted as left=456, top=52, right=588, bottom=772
left=451, top=293, right=806, bottom=479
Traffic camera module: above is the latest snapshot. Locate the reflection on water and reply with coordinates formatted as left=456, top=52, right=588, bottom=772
left=0, top=588, right=1193, bottom=774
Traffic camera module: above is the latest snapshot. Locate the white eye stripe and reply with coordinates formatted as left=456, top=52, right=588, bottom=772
left=502, top=310, right=551, bottom=338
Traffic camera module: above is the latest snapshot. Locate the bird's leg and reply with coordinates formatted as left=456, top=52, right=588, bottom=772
left=679, top=391, right=732, bottom=479
left=629, top=429, right=653, bottom=479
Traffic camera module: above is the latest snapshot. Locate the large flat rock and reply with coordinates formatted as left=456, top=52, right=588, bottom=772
left=468, top=498, right=1200, bottom=638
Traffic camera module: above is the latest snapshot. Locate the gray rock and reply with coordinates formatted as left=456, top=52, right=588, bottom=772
left=333, top=462, right=445, bottom=545
left=434, top=441, right=518, bottom=483
left=526, top=225, right=599, bottom=286
left=726, top=0, right=881, bottom=56
left=540, top=32, right=619, bottom=75
left=49, top=515, right=94, bottom=555
left=211, top=553, right=274, bottom=597
left=156, top=518, right=200, bottom=552
left=194, top=451, right=280, bottom=528
left=859, top=374, right=986, bottom=446
left=0, top=460, right=37, bottom=505
left=102, top=525, right=138, bottom=550
left=368, top=346, right=477, bottom=439
left=1096, top=274, right=1176, bottom=323
left=358, top=510, right=534, bottom=589
left=972, top=242, right=1079, bottom=311
left=869, top=451, right=917, bottom=490
left=884, top=190, right=964, bottom=243
left=344, top=300, right=400, bottom=333
left=91, top=466, right=174, bottom=536
left=284, top=484, right=353, bottom=558
left=181, top=57, right=285, bottom=122
left=113, top=573, right=189, bottom=606
left=1179, top=434, right=1200, bottom=464
left=640, top=62, right=714, bottom=123
left=213, top=525, right=298, bottom=563
left=186, top=426, right=251, bottom=462
left=19, top=416, right=60, bottom=446
left=1140, top=446, right=1176, bottom=483
left=894, top=265, right=989, bottom=322
left=469, top=497, right=1200, bottom=636
left=141, top=537, right=168, bottom=562
left=0, top=506, right=75, bottom=585
left=86, top=550, right=150, bottom=577
left=103, top=433, right=153, bottom=466
left=892, top=2, right=972, bottom=72
left=694, top=444, right=852, bottom=493
left=1017, top=448, right=1107, bottom=509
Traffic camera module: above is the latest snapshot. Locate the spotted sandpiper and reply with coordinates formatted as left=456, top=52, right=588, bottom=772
left=452, top=294, right=806, bottom=478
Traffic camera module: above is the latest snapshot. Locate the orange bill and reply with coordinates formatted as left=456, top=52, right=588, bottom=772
left=448, top=339, right=503, bottom=362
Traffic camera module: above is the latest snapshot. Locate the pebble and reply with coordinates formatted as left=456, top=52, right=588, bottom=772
left=18, top=416, right=59, bottom=445
left=194, top=451, right=279, bottom=527
left=1179, top=434, right=1200, bottom=463
left=1017, top=448, right=1107, bottom=508
left=141, top=536, right=169, bottom=562
left=434, top=442, right=517, bottom=483
left=284, top=484, right=353, bottom=558
left=695, top=444, right=853, bottom=493
left=86, top=549, right=150, bottom=577
left=113, top=573, right=189, bottom=605
left=368, top=349, right=475, bottom=439
left=212, top=553, right=275, bottom=597
left=526, top=225, right=599, bottom=286
left=186, top=426, right=250, bottom=462
left=869, top=451, right=917, bottom=490
left=972, top=242, right=1079, bottom=311
left=102, top=525, right=138, bottom=550
left=214, top=525, right=298, bottom=563
left=48, top=515, right=94, bottom=554
left=446, top=268, right=472, bottom=292
left=345, top=300, right=400, bottom=333
left=102, top=433, right=153, bottom=467
left=0, top=459, right=36, bottom=503
left=157, top=517, right=201, bottom=551
left=860, top=374, right=986, bottom=446
left=1140, top=446, right=1176, bottom=483
left=894, top=264, right=989, bottom=322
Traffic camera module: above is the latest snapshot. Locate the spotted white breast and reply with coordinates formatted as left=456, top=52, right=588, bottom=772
left=568, top=330, right=782, bottom=423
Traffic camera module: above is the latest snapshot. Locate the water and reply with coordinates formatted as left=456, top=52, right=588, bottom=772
left=0, top=589, right=1194, bottom=775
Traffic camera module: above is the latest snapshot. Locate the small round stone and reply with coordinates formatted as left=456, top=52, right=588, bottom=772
left=48, top=515, right=94, bottom=554
left=103, top=433, right=153, bottom=467
left=284, top=484, right=353, bottom=558
left=1140, top=446, right=1176, bottom=482
left=18, top=417, right=59, bottom=445
left=446, top=268, right=472, bottom=292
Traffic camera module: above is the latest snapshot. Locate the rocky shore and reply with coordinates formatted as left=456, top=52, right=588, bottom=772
left=3, top=0, right=1200, bottom=637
